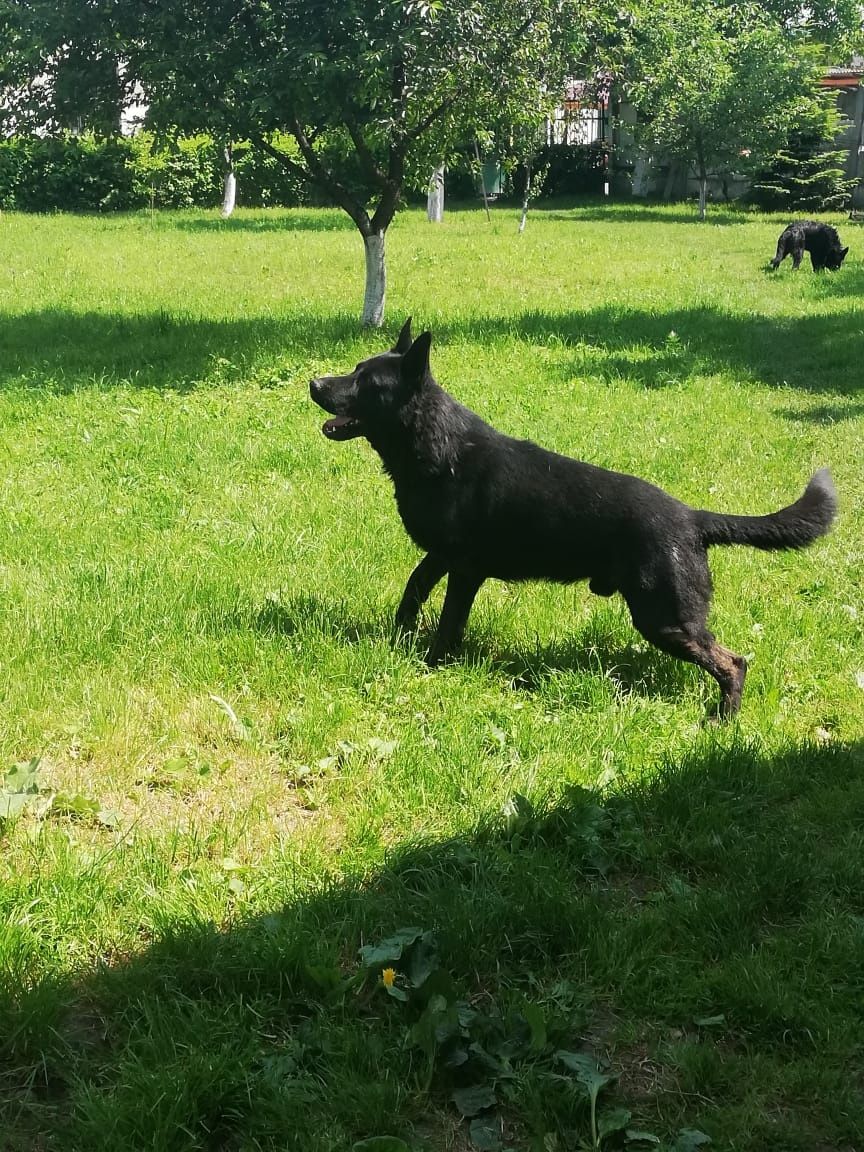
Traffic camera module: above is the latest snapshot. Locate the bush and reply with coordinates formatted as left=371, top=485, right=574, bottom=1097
left=0, top=132, right=314, bottom=212
left=0, top=136, right=138, bottom=212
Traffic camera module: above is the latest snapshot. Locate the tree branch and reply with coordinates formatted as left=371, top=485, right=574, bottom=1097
left=289, top=118, right=373, bottom=234
left=251, top=131, right=371, bottom=235
left=344, top=116, right=388, bottom=187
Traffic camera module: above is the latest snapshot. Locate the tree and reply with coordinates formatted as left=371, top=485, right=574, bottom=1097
left=0, top=0, right=125, bottom=136
left=5, top=0, right=591, bottom=326
left=622, top=1, right=834, bottom=219
left=749, top=123, right=858, bottom=212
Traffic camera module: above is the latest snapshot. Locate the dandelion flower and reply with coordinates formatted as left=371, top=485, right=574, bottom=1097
left=382, top=967, right=396, bottom=988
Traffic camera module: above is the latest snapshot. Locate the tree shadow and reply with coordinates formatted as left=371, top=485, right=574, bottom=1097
left=2, top=738, right=862, bottom=1149
left=776, top=401, right=864, bottom=424
left=436, top=305, right=863, bottom=394
left=2, top=298, right=861, bottom=396
left=0, top=309, right=362, bottom=392
left=533, top=203, right=755, bottom=226
left=165, top=211, right=355, bottom=234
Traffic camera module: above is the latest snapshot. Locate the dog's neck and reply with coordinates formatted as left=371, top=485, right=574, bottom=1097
left=368, top=377, right=474, bottom=480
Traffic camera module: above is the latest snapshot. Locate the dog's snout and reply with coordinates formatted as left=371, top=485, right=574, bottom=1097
left=310, top=378, right=322, bottom=398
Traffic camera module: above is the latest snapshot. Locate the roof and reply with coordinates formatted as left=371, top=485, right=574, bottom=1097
left=820, top=64, right=863, bottom=89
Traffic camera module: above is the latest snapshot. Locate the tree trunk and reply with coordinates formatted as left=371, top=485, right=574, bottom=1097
left=697, top=152, right=708, bottom=221
left=473, top=140, right=492, bottom=223
left=662, top=159, right=679, bottom=202
left=221, top=144, right=236, bottom=218
left=427, top=163, right=444, bottom=222
left=518, top=159, right=532, bottom=234
left=362, top=231, right=387, bottom=328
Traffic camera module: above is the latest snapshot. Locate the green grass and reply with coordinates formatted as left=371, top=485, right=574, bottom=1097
left=0, top=200, right=862, bottom=1151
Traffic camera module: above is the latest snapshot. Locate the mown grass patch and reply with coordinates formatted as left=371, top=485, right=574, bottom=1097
left=0, top=201, right=862, bottom=1150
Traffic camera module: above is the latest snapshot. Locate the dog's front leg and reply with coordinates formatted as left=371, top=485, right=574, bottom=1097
left=426, top=570, right=484, bottom=666
left=395, top=553, right=448, bottom=630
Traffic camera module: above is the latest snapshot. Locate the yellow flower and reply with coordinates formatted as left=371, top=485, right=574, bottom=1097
left=382, top=967, right=396, bottom=988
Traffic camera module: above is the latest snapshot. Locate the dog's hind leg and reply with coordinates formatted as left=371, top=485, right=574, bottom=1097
left=395, top=553, right=448, bottom=629
left=653, top=627, right=747, bottom=718
left=426, top=569, right=485, bottom=665
left=624, top=589, right=747, bottom=717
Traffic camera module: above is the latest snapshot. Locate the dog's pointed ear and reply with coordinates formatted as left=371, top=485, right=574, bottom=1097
left=393, top=317, right=413, bottom=354
left=401, top=331, right=432, bottom=385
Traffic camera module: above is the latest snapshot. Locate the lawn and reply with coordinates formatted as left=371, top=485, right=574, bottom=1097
left=0, top=201, right=862, bottom=1152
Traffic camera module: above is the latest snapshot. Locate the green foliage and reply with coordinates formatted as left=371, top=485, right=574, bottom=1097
left=7, top=0, right=591, bottom=225
left=0, top=759, right=42, bottom=821
left=0, top=135, right=138, bottom=212
left=749, top=129, right=857, bottom=212
left=622, top=1, right=831, bottom=215
left=0, top=759, right=117, bottom=828
left=356, top=914, right=715, bottom=1149
left=0, top=132, right=311, bottom=212
left=517, top=144, right=610, bottom=199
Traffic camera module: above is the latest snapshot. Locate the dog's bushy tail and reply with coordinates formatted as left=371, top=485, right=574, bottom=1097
left=696, top=469, right=837, bottom=551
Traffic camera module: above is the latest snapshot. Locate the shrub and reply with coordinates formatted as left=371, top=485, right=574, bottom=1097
left=0, top=132, right=314, bottom=212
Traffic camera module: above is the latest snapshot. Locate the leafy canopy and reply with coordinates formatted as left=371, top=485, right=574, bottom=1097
left=623, top=1, right=834, bottom=176
left=4, top=0, right=594, bottom=235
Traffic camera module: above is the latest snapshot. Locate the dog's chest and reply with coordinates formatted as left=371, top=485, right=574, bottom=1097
left=392, top=475, right=458, bottom=552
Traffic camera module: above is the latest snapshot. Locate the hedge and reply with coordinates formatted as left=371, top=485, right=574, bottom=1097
left=0, top=132, right=311, bottom=212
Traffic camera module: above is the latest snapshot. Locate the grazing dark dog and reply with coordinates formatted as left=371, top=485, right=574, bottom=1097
left=310, top=320, right=836, bottom=717
left=770, top=221, right=848, bottom=271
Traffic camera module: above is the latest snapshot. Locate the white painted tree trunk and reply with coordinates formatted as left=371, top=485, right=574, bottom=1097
left=697, top=156, right=708, bottom=221
left=427, top=163, right=444, bottom=222
left=221, top=171, right=237, bottom=218
left=220, top=144, right=236, bottom=218
left=519, top=160, right=532, bottom=233
left=362, top=231, right=387, bottom=328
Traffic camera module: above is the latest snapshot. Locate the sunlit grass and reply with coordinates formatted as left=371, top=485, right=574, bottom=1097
left=0, top=201, right=862, bottom=1150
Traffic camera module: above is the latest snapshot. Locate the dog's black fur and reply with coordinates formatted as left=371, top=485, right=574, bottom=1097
left=310, top=321, right=837, bottom=716
left=770, top=220, right=849, bottom=271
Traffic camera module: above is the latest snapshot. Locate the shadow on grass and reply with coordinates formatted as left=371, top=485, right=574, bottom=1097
left=229, top=592, right=699, bottom=708
left=234, top=593, right=389, bottom=646
left=776, top=400, right=864, bottom=424
left=533, top=203, right=755, bottom=226
left=2, top=299, right=862, bottom=395
left=803, top=255, right=864, bottom=299
left=484, top=633, right=699, bottom=708
left=0, top=309, right=363, bottom=393
left=166, top=211, right=355, bottom=234
left=435, top=305, right=864, bottom=395
left=2, top=739, right=863, bottom=1150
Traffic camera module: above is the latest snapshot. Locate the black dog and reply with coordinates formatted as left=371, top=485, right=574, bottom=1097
left=770, top=221, right=848, bottom=271
left=310, top=321, right=836, bottom=716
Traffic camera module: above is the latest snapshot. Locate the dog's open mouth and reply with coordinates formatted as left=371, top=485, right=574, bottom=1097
left=322, top=415, right=364, bottom=441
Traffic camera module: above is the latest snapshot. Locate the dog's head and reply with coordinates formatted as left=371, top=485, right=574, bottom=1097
left=310, top=318, right=432, bottom=442
left=826, top=245, right=849, bottom=270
